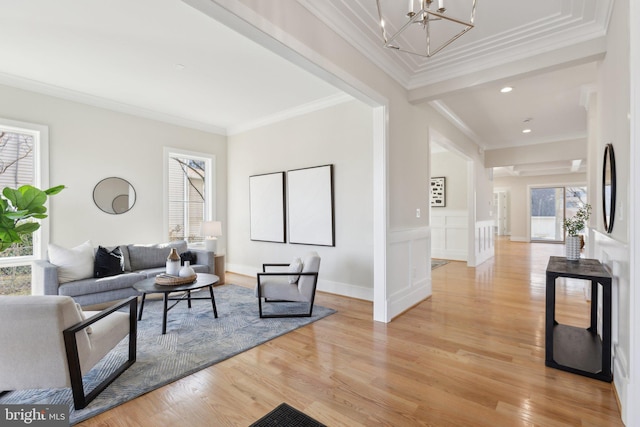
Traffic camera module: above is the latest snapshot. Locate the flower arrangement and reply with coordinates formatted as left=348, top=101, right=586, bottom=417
left=563, top=204, right=591, bottom=237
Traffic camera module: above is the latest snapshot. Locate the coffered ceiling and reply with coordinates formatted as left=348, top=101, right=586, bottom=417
left=0, top=0, right=614, bottom=176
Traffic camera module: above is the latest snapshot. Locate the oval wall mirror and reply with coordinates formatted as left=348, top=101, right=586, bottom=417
left=93, top=177, right=136, bottom=215
left=602, top=143, right=616, bottom=233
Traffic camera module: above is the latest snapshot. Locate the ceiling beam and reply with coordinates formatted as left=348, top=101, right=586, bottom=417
left=408, top=38, right=607, bottom=104
left=485, top=138, right=587, bottom=169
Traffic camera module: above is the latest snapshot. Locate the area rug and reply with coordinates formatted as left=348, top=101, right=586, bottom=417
left=0, top=284, right=336, bottom=425
left=250, top=403, right=326, bottom=427
left=431, top=259, right=450, bottom=270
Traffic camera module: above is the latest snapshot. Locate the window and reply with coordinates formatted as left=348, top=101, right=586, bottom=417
left=164, top=148, right=214, bottom=244
left=530, top=186, right=587, bottom=242
left=0, top=119, right=50, bottom=295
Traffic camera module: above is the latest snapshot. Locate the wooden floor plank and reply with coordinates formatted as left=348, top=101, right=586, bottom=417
left=78, top=238, right=623, bottom=426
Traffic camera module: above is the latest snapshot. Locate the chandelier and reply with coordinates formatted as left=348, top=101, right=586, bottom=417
left=375, top=0, right=477, bottom=58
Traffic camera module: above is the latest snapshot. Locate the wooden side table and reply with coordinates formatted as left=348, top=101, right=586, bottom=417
left=214, top=254, right=225, bottom=285
left=545, top=256, right=612, bottom=382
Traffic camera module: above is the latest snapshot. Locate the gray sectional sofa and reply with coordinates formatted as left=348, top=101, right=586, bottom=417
left=32, top=241, right=215, bottom=306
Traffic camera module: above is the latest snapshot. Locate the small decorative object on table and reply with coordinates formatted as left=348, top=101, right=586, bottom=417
left=166, top=248, right=181, bottom=275
left=179, top=260, right=196, bottom=277
left=155, top=273, right=197, bottom=286
left=562, top=204, right=591, bottom=261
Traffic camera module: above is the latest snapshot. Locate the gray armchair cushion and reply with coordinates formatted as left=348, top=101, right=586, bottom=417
left=257, top=252, right=321, bottom=302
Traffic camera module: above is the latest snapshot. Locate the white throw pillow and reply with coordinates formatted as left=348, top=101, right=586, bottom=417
left=48, top=241, right=95, bottom=284
left=288, top=257, right=303, bottom=284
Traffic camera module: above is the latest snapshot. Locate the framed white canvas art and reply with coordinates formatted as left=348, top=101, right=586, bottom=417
left=287, top=165, right=335, bottom=246
left=249, top=172, right=286, bottom=243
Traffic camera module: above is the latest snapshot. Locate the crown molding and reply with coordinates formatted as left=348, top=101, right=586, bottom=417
left=429, top=100, right=486, bottom=149
left=297, top=0, right=412, bottom=87
left=0, top=71, right=228, bottom=136
left=297, top=0, right=614, bottom=92
left=227, top=93, right=353, bottom=135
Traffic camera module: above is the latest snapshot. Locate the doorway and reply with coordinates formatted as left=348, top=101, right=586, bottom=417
left=530, top=186, right=587, bottom=242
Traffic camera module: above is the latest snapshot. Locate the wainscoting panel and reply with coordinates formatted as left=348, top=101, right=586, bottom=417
left=593, top=230, right=630, bottom=419
left=431, top=209, right=467, bottom=261
left=471, top=220, right=495, bottom=267
left=387, top=227, right=432, bottom=320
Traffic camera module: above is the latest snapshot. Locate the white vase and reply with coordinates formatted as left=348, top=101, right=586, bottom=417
left=166, top=248, right=181, bottom=276
left=565, top=235, right=581, bottom=261
left=179, top=261, right=196, bottom=277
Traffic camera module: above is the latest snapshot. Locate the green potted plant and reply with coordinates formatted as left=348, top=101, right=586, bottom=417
left=562, top=203, right=591, bottom=261
left=0, top=184, right=65, bottom=252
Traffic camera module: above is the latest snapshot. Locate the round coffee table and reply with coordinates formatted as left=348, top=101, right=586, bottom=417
left=134, top=273, right=220, bottom=334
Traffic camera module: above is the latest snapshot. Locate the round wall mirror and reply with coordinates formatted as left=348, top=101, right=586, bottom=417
left=93, top=177, right=136, bottom=215
left=602, top=143, right=616, bottom=233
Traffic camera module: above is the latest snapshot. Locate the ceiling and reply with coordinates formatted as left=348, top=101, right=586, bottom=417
left=0, top=0, right=613, bottom=176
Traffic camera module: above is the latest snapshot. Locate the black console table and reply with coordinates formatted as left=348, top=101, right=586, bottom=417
left=545, top=256, right=612, bottom=382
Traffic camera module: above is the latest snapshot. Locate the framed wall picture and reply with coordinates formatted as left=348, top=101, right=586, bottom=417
left=287, top=164, right=335, bottom=246
left=430, top=177, right=446, bottom=207
left=249, top=172, right=286, bottom=243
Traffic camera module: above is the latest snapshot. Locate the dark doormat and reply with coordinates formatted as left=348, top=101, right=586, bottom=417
left=249, top=403, right=326, bottom=427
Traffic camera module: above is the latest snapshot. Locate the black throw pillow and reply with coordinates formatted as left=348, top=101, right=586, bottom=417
left=94, top=246, right=125, bottom=278
left=180, top=250, right=197, bottom=266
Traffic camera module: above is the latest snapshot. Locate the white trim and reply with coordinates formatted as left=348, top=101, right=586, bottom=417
left=227, top=93, right=353, bottom=135
left=0, top=72, right=227, bottom=136
left=373, top=105, right=388, bottom=322
left=226, top=263, right=373, bottom=301
left=163, top=147, right=216, bottom=241
left=0, top=117, right=50, bottom=261
left=429, top=100, right=486, bottom=149
left=626, top=1, right=640, bottom=424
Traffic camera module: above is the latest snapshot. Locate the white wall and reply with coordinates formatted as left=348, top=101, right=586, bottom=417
left=431, top=151, right=468, bottom=210
left=492, top=173, right=587, bottom=241
left=227, top=100, right=374, bottom=300
left=592, top=0, right=633, bottom=422
left=0, top=83, right=227, bottom=248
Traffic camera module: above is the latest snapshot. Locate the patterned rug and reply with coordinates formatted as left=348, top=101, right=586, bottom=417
left=0, top=284, right=336, bottom=425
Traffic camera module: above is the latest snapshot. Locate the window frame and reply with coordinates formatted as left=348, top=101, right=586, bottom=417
left=163, top=147, right=215, bottom=243
left=0, top=117, right=50, bottom=266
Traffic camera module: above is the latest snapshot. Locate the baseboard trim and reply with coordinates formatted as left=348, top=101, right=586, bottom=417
left=226, top=263, right=373, bottom=301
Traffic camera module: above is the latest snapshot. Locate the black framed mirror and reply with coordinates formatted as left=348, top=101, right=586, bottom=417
left=93, top=177, right=136, bottom=215
left=602, top=143, right=616, bottom=233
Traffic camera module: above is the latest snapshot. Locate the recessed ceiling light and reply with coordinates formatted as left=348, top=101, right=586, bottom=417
left=500, top=86, right=513, bottom=93
left=522, top=129, right=532, bottom=134
left=175, top=64, right=186, bottom=70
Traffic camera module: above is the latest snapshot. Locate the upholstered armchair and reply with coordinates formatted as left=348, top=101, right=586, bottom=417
left=256, top=252, right=321, bottom=318
left=0, top=295, right=137, bottom=409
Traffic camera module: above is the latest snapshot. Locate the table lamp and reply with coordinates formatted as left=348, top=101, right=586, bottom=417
left=200, top=221, right=222, bottom=253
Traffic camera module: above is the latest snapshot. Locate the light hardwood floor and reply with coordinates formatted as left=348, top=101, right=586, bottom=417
left=79, top=238, right=623, bottom=426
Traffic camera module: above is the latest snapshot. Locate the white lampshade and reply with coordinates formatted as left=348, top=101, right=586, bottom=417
left=200, top=221, right=222, bottom=253
left=201, top=221, right=222, bottom=237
